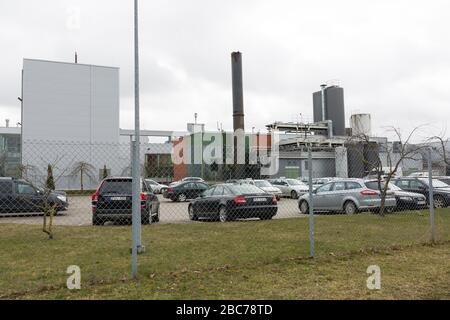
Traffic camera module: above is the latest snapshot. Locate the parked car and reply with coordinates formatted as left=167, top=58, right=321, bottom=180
left=298, top=179, right=397, bottom=215
left=248, top=180, right=283, bottom=200
left=144, top=179, right=168, bottom=194
left=311, top=178, right=339, bottom=190
left=436, top=176, right=450, bottom=185
left=169, top=177, right=205, bottom=187
left=391, top=177, right=450, bottom=208
left=91, top=177, right=160, bottom=226
left=188, top=183, right=278, bottom=222
left=163, top=181, right=210, bottom=202
left=0, top=177, right=69, bottom=214
left=364, top=180, right=427, bottom=211
left=268, top=178, right=309, bottom=199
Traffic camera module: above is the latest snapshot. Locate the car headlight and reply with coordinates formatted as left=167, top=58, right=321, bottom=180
left=399, top=196, right=413, bottom=201
left=57, top=195, right=67, bottom=202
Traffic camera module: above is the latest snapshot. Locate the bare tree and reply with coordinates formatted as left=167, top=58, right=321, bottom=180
left=16, top=163, right=39, bottom=181
left=347, top=125, right=427, bottom=216
left=0, top=152, right=6, bottom=176
left=18, top=156, right=69, bottom=239
left=428, top=135, right=450, bottom=175
left=121, top=164, right=144, bottom=177
left=70, top=161, right=96, bottom=192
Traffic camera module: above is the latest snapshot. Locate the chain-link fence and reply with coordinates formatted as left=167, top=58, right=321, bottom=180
left=0, top=137, right=449, bottom=297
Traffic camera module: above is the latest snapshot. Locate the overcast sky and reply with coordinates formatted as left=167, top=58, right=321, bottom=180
left=1, top=0, right=449, bottom=140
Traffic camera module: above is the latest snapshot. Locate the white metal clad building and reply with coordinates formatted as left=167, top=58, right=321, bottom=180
left=21, top=59, right=122, bottom=189
left=22, top=59, right=120, bottom=143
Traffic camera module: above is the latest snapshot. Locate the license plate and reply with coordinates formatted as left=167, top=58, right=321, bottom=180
left=253, top=198, right=267, bottom=203
left=110, top=197, right=127, bottom=201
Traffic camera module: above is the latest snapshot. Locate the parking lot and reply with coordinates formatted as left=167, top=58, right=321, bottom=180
left=0, top=195, right=305, bottom=226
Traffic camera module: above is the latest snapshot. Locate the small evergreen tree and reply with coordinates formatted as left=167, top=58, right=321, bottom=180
left=46, top=164, right=55, bottom=191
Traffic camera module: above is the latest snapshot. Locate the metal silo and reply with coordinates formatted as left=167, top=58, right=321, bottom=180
left=313, top=84, right=346, bottom=136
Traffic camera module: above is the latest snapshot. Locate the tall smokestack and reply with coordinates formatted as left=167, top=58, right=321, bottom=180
left=231, top=52, right=245, bottom=133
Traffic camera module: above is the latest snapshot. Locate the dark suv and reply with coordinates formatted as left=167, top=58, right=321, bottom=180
left=392, top=177, right=450, bottom=208
left=92, top=177, right=160, bottom=226
left=0, top=177, right=69, bottom=214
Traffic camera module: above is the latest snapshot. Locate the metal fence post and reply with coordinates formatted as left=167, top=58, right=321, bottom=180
left=427, top=148, right=436, bottom=243
left=131, top=0, right=142, bottom=279
left=308, top=146, right=315, bottom=258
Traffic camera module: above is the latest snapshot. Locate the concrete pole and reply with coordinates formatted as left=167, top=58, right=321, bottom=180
left=428, top=148, right=436, bottom=243
left=131, top=0, right=142, bottom=279
left=308, top=147, right=315, bottom=258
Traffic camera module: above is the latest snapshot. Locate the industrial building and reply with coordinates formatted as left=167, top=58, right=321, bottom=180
left=0, top=56, right=427, bottom=189
left=19, top=59, right=173, bottom=189
left=0, top=124, right=21, bottom=177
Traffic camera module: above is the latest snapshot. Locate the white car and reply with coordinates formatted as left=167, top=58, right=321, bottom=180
left=269, top=178, right=310, bottom=199
left=145, top=179, right=168, bottom=194
left=246, top=180, right=283, bottom=200
left=170, top=177, right=205, bottom=187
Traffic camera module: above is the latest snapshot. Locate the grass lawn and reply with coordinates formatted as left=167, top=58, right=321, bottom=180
left=0, top=210, right=449, bottom=299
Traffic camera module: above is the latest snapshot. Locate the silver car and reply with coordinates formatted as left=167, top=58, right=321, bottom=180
left=298, top=179, right=397, bottom=215
left=246, top=180, right=283, bottom=200
left=269, top=178, right=309, bottom=199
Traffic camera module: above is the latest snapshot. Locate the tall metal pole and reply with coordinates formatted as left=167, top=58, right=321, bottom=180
left=131, top=0, right=142, bottom=279
left=308, top=147, right=315, bottom=258
left=427, top=148, right=436, bottom=243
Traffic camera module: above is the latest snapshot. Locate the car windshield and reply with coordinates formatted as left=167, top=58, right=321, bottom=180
left=365, top=181, right=401, bottom=191
left=100, top=180, right=132, bottom=194
left=255, top=181, right=272, bottom=188
left=420, top=178, right=450, bottom=189
left=230, top=184, right=266, bottom=195
left=286, top=179, right=304, bottom=186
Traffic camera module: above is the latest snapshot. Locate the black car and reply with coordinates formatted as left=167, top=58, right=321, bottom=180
left=188, top=184, right=278, bottom=222
left=392, top=177, right=450, bottom=208
left=0, top=177, right=69, bottom=214
left=92, top=177, right=160, bottom=226
left=163, top=181, right=209, bottom=202
left=365, top=180, right=427, bottom=211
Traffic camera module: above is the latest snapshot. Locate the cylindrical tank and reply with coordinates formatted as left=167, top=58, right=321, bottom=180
left=350, top=114, right=372, bottom=137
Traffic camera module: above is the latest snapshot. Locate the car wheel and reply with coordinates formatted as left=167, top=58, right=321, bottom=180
left=151, top=207, right=160, bottom=223
left=219, top=206, right=229, bottom=223
left=291, top=191, right=298, bottom=199
left=142, top=211, right=151, bottom=225
left=188, top=205, right=198, bottom=221
left=385, top=206, right=395, bottom=213
left=299, top=201, right=309, bottom=214
left=344, top=201, right=357, bottom=215
left=92, top=215, right=103, bottom=226
left=178, top=194, right=187, bottom=202
left=434, top=195, right=446, bottom=208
